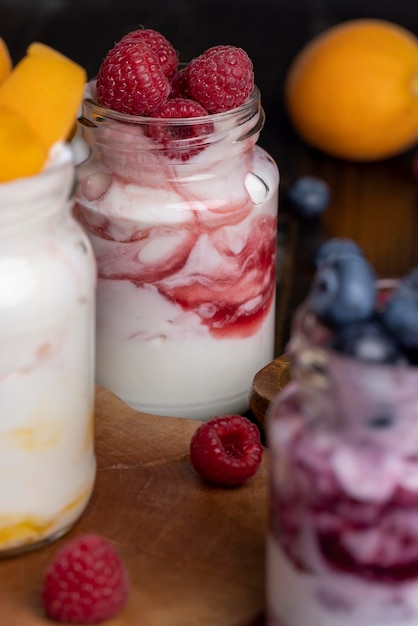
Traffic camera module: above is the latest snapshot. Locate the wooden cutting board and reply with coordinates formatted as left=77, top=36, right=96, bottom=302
left=0, top=385, right=267, bottom=626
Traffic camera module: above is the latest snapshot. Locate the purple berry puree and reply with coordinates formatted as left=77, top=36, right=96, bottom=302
left=272, top=423, right=418, bottom=583
left=267, top=308, right=418, bottom=625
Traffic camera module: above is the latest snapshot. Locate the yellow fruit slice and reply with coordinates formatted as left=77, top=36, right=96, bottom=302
left=0, top=108, right=48, bottom=182
left=0, top=37, right=12, bottom=84
left=0, top=42, right=86, bottom=149
left=285, top=19, right=418, bottom=161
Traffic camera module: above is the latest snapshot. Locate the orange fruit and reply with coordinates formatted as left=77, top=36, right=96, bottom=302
left=0, top=42, right=86, bottom=150
left=285, top=19, right=418, bottom=161
left=0, top=37, right=12, bottom=84
left=0, top=108, right=47, bottom=182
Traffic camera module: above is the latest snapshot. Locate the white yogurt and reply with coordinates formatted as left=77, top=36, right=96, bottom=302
left=0, top=143, right=96, bottom=553
left=76, top=93, right=279, bottom=419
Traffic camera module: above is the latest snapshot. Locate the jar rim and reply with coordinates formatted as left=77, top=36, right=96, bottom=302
left=81, top=82, right=261, bottom=127
left=78, top=82, right=264, bottom=159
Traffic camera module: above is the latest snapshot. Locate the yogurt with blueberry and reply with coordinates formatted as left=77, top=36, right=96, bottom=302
left=267, top=240, right=418, bottom=626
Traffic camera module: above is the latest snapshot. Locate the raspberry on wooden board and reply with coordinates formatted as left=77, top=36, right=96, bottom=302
left=42, top=534, right=130, bottom=624
left=190, top=415, right=264, bottom=487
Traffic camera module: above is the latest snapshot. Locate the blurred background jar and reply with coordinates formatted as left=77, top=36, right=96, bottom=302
left=266, top=295, right=418, bottom=626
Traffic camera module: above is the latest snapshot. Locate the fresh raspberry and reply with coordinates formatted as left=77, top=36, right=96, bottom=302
left=190, top=414, right=263, bottom=486
left=42, top=534, right=130, bottom=624
left=188, top=45, right=254, bottom=113
left=96, top=38, right=170, bottom=115
left=120, top=28, right=178, bottom=79
left=147, top=97, right=212, bottom=161
left=170, top=65, right=191, bottom=99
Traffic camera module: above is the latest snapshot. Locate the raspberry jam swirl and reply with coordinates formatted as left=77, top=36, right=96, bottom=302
left=267, top=301, right=418, bottom=626
left=75, top=87, right=279, bottom=419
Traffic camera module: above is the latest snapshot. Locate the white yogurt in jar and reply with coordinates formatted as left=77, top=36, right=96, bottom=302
left=0, top=143, right=96, bottom=553
left=76, top=91, right=279, bottom=419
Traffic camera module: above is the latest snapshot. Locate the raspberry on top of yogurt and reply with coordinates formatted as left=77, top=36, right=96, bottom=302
left=96, top=37, right=171, bottom=116
left=146, top=97, right=213, bottom=161
left=96, top=28, right=254, bottom=118
left=187, top=44, right=254, bottom=113
left=42, top=534, right=130, bottom=624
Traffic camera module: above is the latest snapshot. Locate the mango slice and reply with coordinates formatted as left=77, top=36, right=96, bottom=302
left=0, top=107, right=48, bottom=182
left=0, top=42, right=86, bottom=149
left=0, top=37, right=12, bottom=84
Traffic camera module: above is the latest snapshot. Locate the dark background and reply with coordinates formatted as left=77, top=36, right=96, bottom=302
left=2, top=0, right=418, bottom=183
left=2, top=0, right=418, bottom=351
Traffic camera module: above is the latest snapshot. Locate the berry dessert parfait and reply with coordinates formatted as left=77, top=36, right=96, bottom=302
left=267, top=239, right=418, bottom=626
left=75, top=29, right=279, bottom=420
left=0, top=42, right=96, bottom=555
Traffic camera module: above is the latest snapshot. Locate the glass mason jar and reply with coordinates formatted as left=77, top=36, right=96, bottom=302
left=0, top=144, right=96, bottom=556
left=74, top=86, right=279, bottom=420
left=266, top=290, right=418, bottom=626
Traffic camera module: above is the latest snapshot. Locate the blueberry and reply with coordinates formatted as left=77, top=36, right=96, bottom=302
left=367, top=413, right=396, bottom=429
left=381, top=268, right=418, bottom=349
left=308, top=254, right=376, bottom=327
left=330, top=318, right=400, bottom=364
left=286, top=175, right=331, bottom=218
left=314, top=238, right=363, bottom=268
left=404, top=349, right=418, bottom=366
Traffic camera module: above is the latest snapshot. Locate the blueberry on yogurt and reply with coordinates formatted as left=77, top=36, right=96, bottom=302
left=308, top=253, right=377, bottom=327
left=381, top=268, right=418, bottom=350
left=313, top=237, right=363, bottom=268
left=330, top=318, right=400, bottom=364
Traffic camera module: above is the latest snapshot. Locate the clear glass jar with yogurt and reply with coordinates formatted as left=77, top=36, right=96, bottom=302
left=75, top=86, right=279, bottom=419
left=266, top=293, right=418, bottom=626
left=0, top=144, right=96, bottom=556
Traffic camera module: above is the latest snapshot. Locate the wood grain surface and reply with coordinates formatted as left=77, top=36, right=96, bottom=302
left=0, top=386, right=268, bottom=626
